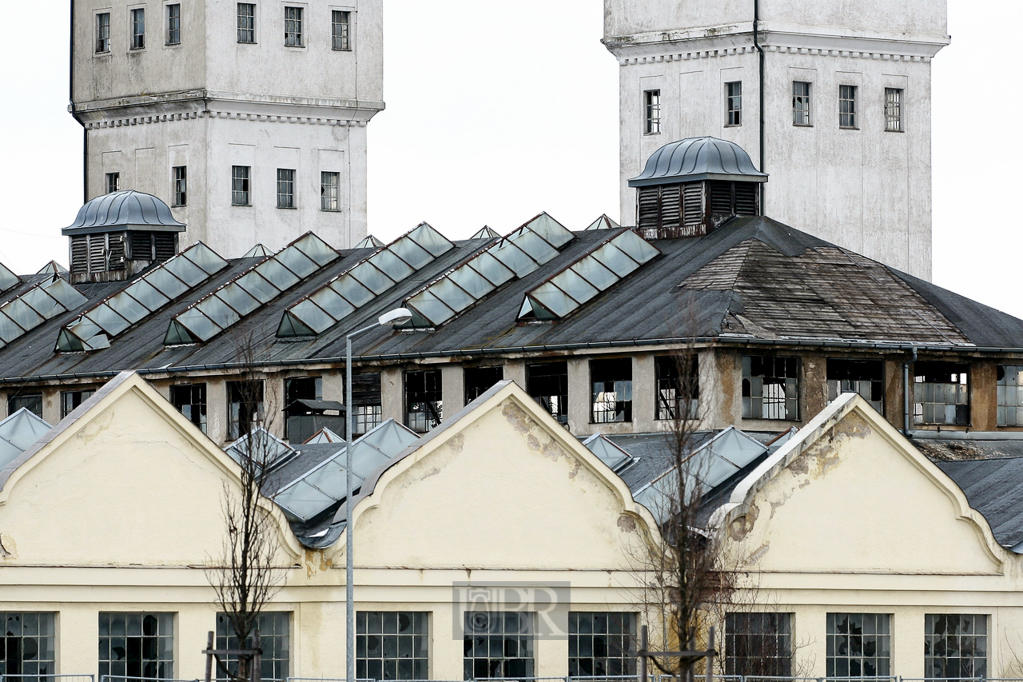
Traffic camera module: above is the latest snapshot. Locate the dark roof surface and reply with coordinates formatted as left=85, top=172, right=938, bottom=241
left=5, top=216, right=1023, bottom=384
left=936, top=456, right=1023, bottom=549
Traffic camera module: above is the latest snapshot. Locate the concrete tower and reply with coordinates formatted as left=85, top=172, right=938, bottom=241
left=603, top=0, right=949, bottom=280
left=70, top=0, right=382, bottom=257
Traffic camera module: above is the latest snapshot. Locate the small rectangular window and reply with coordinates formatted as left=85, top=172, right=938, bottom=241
left=61, top=389, right=95, bottom=418
left=464, top=366, right=503, bottom=404
left=277, top=169, right=296, bottom=209
left=644, top=90, right=661, bottom=135
left=793, top=81, right=811, bottom=126
left=725, top=612, right=793, bottom=677
left=827, top=359, right=883, bottom=414
left=7, top=392, right=43, bottom=419
left=284, top=6, right=303, bottom=47
left=227, top=379, right=264, bottom=440
left=655, top=354, right=698, bottom=421
left=96, top=12, right=111, bottom=53
left=998, top=365, right=1023, bottom=426
left=216, top=612, right=290, bottom=682
left=131, top=8, right=146, bottom=50
left=826, top=613, right=890, bottom=677
left=99, top=612, right=175, bottom=678
left=0, top=612, right=57, bottom=676
left=332, top=10, right=351, bottom=51
left=405, top=369, right=442, bottom=433
left=166, top=4, right=181, bottom=45
left=742, top=356, right=799, bottom=421
left=569, top=613, right=636, bottom=677
left=914, top=362, right=969, bottom=426
left=590, top=358, right=632, bottom=423
left=172, top=166, right=187, bottom=206
left=357, top=612, right=429, bottom=681
left=232, top=166, right=251, bottom=206
left=527, top=361, right=568, bottom=425
left=839, top=85, right=857, bottom=128
left=283, top=376, right=322, bottom=440
left=171, top=383, right=207, bottom=433
left=885, top=87, right=904, bottom=132
left=464, top=612, right=533, bottom=679
left=352, top=372, right=382, bottom=437
left=726, top=81, right=742, bottom=126
left=237, top=3, right=255, bottom=43
left=320, top=171, right=340, bottom=211
left=106, top=172, right=120, bottom=194
left=924, top=614, right=987, bottom=679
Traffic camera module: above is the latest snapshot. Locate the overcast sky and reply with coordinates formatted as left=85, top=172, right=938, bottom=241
left=1, top=1, right=1021, bottom=319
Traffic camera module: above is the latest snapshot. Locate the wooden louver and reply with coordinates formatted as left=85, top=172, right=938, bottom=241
left=637, top=180, right=760, bottom=239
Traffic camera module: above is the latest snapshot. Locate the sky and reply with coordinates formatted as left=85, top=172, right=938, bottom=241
left=1, top=1, right=1021, bottom=318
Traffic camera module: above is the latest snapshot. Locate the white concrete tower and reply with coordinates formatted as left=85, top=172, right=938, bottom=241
left=604, top=0, right=949, bottom=280
left=70, top=0, right=382, bottom=257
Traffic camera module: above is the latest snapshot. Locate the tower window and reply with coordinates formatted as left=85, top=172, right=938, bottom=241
left=332, top=10, right=351, bottom=51
left=284, top=6, right=303, bottom=47
left=96, top=13, right=111, bottom=53
left=130, top=8, right=146, bottom=50
left=793, top=81, right=811, bottom=126
left=171, top=383, right=207, bottom=433
left=885, top=88, right=904, bottom=132
left=726, top=81, right=742, bottom=126
left=172, top=166, right=187, bottom=207
left=165, top=4, right=180, bottom=45
left=644, top=90, right=661, bottom=135
left=106, top=172, right=119, bottom=194
left=321, top=171, right=340, bottom=211
left=277, top=169, right=296, bottom=209
left=839, top=85, right=858, bottom=129
left=237, top=3, right=255, bottom=43
left=232, top=166, right=251, bottom=206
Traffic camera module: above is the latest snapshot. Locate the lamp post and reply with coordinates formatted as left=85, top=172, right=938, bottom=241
left=346, top=308, right=413, bottom=682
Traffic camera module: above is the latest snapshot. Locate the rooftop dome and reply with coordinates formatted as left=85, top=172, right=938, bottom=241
left=628, top=136, right=768, bottom=187
left=62, top=190, right=186, bottom=236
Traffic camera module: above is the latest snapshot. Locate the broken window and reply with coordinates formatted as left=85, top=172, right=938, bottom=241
left=924, top=614, right=987, bottom=679
left=405, top=369, right=442, bottom=434
left=464, top=366, right=503, bottom=404
left=644, top=90, right=660, bottom=135
left=0, top=613, right=56, bottom=677
left=463, top=612, right=534, bottom=679
left=216, top=612, right=290, bottom=682
left=655, top=355, right=698, bottom=421
left=284, top=376, right=322, bottom=439
left=724, top=612, right=793, bottom=677
left=997, top=366, right=1023, bottom=426
left=726, top=81, right=742, bottom=126
left=826, top=613, right=890, bottom=678
left=591, top=358, right=632, bottom=423
left=98, top=612, right=174, bottom=679
left=827, top=359, right=883, bottom=414
left=61, top=389, right=95, bottom=418
left=527, top=361, right=568, bottom=425
left=793, top=81, right=812, bottom=126
left=353, top=372, right=382, bottom=436
left=7, top=392, right=43, bottom=419
left=357, top=612, right=429, bottom=681
left=742, top=356, right=799, bottom=421
left=228, top=379, right=265, bottom=439
left=171, top=383, right=207, bottom=433
left=568, top=612, right=636, bottom=677
left=914, top=362, right=969, bottom=426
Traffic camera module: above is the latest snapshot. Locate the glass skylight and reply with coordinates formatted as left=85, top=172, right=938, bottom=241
left=242, top=244, right=272, bottom=258
left=56, top=242, right=229, bottom=352
left=354, top=235, right=384, bottom=249
left=166, top=232, right=339, bottom=344
left=276, top=223, right=454, bottom=338
left=225, top=427, right=296, bottom=471
left=272, top=419, right=420, bottom=522
left=0, top=275, right=86, bottom=350
left=582, top=433, right=636, bottom=473
left=517, top=228, right=658, bottom=321
left=0, top=408, right=52, bottom=470
left=402, top=212, right=574, bottom=328
left=585, top=215, right=620, bottom=231
left=470, top=226, right=500, bottom=240
left=0, top=262, right=20, bottom=293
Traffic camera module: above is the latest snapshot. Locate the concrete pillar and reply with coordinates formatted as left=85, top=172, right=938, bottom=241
left=380, top=367, right=403, bottom=425
left=431, top=601, right=459, bottom=679
left=178, top=605, right=218, bottom=679
left=440, top=364, right=463, bottom=420
left=504, top=360, right=526, bottom=391
left=631, top=353, right=656, bottom=432
left=708, top=349, right=742, bottom=429
left=59, top=603, right=98, bottom=676
left=207, top=377, right=228, bottom=444
left=884, top=358, right=906, bottom=430
left=567, top=357, right=590, bottom=436
left=802, top=352, right=828, bottom=422
left=0, top=392, right=7, bottom=420
left=41, top=387, right=61, bottom=426
left=322, top=370, right=344, bottom=404
left=263, top=373, right=285, bottom=439
left=972, top=360, right=998, bottom=431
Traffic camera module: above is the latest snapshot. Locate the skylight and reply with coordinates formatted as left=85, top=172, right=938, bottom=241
left=582, top=433, right=636, bottom=473
left=0, top=408, right=52, bottom=470
left=276, top=223, right=454, bottom=338
left=584, top=215, right=620, bottom=231
left=517, top=228, right=658, bottom=321
left=165, top=232, right=339, bottom=344
left=0, top=262, right=20, bottom=294
left=0, top=276, right=86, bottom=350
left=56, top=242, right=229, bottom=352
left=402, top=212, right=574, bottom=328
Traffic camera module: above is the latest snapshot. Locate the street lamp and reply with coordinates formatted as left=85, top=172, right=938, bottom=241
left=346, top=308, right=413, bottom=682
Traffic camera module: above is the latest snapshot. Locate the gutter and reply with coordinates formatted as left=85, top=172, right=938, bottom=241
left=909, top=430, right=1023, bottom=441
left=903, top=346, right=917, bottom=436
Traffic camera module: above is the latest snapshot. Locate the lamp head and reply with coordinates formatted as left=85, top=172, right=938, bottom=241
left=378, top=308, right=413, bottom=327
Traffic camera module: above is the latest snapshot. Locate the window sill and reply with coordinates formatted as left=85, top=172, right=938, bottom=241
left=165, top=42, right=181, bottom=47
left=94, top=50, right=111, bottom=56
left=237, top=41, right=258, bottom=45
left=885, top=129, right=905, bottom=133
left=839, top=126, right=859, bottom=130
left=321, top=208, right=341, bottom=213
left=172, top=204, right=187, bottom=208
left=277, top=206, right=298, bottom=210
left=793, top=123, right=813, bottom=128
left=129, top=47, right=146, bottom=52
left=724, top=124, right=742, bottom=128
left=231, top=203, right=252, bottom=207
left=284, top=44, right=307, bottom=49
left=332, top=47, right=353, bottom=52
left=643, top=131, right=661, bottom=136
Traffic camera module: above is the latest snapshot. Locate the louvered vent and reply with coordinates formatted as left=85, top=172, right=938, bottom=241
left=735, top=184, right=758, bottom=216
left=660, top=185, right=681, bottom=232
left=88, top=235, right=106, bottom=272
left=154, top=233, right=177, bottom=262
left=130, top=232, right=152, bottom=261
left=70, top=236, right=88, bottom=274
left=637, top=187, right=660, bottom=232
left=682, top=184, right=703, bottom=228
left=108, top=234, right=126, bottom=271
left=710, top=182, right=733, bottom=214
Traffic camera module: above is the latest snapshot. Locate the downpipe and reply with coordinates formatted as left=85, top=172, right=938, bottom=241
left=903, top=346, right=917, bottom=436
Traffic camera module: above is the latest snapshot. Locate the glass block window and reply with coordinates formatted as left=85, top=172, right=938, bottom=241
left=726, top=82, right=742, bottom=126
left=284, top=6, right=303, bottom=47
left=61, top=389, right=95, bottom=418
left=357, top=612, right=429, bottom=681
left=568, top=612, right=636, bottom=677
left=655, top=354, right=698, bottom=421
left=724, top=612, right=792, bottom=677
left=463, top=612, right=534, bottom=679
left=228, top=379, right=264, bottom=440
left=216, top=612, right=290, bottom=682
left=742, top=356, right=799, bottom=421
left=321, top=171, right=340, bottom=211
left=914, top=362, right=969, bottom=426
left=644, top=90, right=660, bottom=135
left=0, top=613, right=56, bottom=676
left=166, top=4, right=181, bottom=45
left=172, top=166, right=187, bottom=207
left=591, top=358, right=632, bottom=423
left=131, top=8, right=146, bottom=49
left=527, top=361, right=568, bottom=425
left=997, top=366, right=1023, bottom=426
left=839, top=85, right=858, bottom=128
left=405, top=369, right=442, bottom=434
left=171, top=383, right=207, bottom=433
left=827, top=359, right=883, bottom=414
left=885, top=88, right=904, bottom=132
left=924, top=614, right=987, bottom=679
left=96, top=12, right=111, bottom=52
left=277, top=169, right=296, bottom=209
left=7, top=393, right=43, bottom=419
left=465, top=366, right=503, bottom=404
left=232, top=166, right=251, bottom=206
left=332, top=11, right=351, bottom=51
left=793, top=81, right=811, bottom=126
left=237, top=3, right=255, bottom=43
left=826, top=613, right=890, bottom=678
left=98, top=612, right=175, bottom=679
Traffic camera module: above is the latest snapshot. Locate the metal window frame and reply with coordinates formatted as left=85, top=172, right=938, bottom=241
left=793, top=80, right=811, bottom=126
left=356, top=611, right=429, bottom=682
left=227, top=379, right=265, bottom=440
left=232, top=165, right=251, bottom=206
left=913, top=362, right=970, bottom=426
left=724, top=612, right=794, bottom=677
left=726, top=81, right=742, bottom=126
left=0, top=612, right=58, bottom=676
left=526, top=361, right=569, bottom=425
left=96, top=12, right=111, bottom=53
left=463, top=611, right=534, bottom=680
left=320, top=171, right=340, bottom=211
left=332, top=10, right=351, bottom=51
left=655, top=354, right=698, bottom=421
left=284, top=6, right=303, bottom=47
left=215, top=611, right=291, bottom=682
left=884, top=87, right=904, bottom=132
left=826, top=359, right=884, bottom=415
left=170, top=382, right=207, bottom=433
left=839, top=84, right=858, bottom=129
left=644, top=89, right=661, bottom=135
left=997, top=365, right=1023, bottom=426
left=590, top=358, right=633, bottom=424
left=61, top=389, right=96, bottom=418
left=568, top=612, right=637, bottom=677
left=165, top=3, right=181, bottom=45
left=277, top=168, right=296, bottom=209
left=923, top=613, right=988, bottom=679
left=172, top=165, right=187, bottom=207
left=106, top=172, right=119, bottom=194
left=742, top=355, right=800, bottom=421
left=98, top=612, right=175, bottom=679
left=404, top=368, right=442, bottom=434
left=237, top=3, right=256, bottom=43
left=826, top=612, right=891, bottom=678
left=130, top=7, right=146, bottom=50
